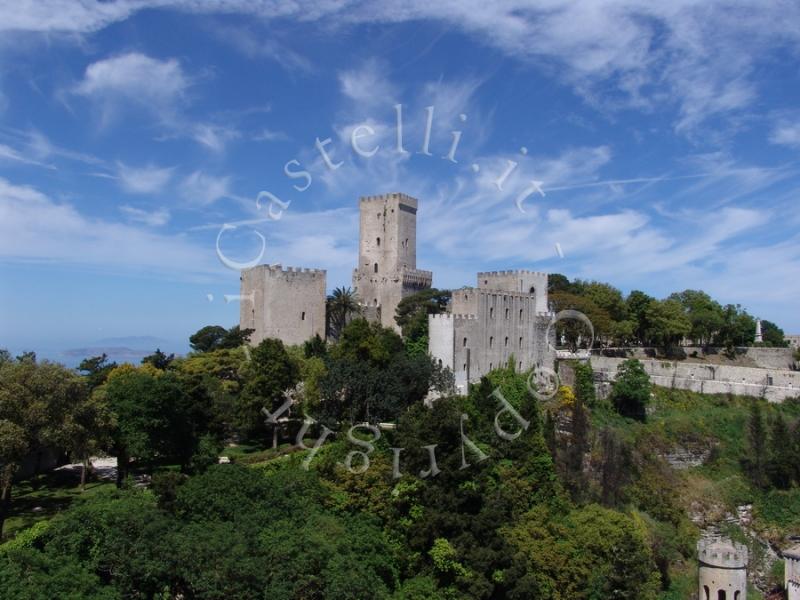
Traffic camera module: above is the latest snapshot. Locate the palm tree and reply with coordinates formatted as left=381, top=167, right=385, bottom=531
left=326, top=287, right=361, bottom=340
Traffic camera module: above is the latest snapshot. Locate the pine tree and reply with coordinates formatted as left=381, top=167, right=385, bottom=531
left=745, top=403, right=768, bottom=489
left=767, top=414, right=794, bottom=489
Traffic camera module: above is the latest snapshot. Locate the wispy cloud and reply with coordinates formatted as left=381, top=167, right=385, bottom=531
left=116, top=162, right=174, bottom=194
left=180, top=170, right=231, bottom=205
left=119, top=204, right=170, bottom=226
left=0, top=177, right=222, bottom=279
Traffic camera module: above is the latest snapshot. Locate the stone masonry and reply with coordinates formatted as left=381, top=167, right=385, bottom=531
left=786, top=544, right=800, bottom=600
left=239, top=265, right=326, bottom=347
left=698, top=538, right=748, bottom=600
left=428, top=271, right=555, bottom=395
left=352, top=193, right=432, bottom=331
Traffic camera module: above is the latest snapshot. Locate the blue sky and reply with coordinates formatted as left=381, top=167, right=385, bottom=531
left=1, top=1, right=800, bottom=363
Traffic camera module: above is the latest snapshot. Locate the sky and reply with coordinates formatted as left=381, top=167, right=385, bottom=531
left=1, top=0, right=799, bottom=363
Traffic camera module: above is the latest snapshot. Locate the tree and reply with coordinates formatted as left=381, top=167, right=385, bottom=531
left=743, top=403, right=768, bottom=489
left=760, top=319, right=788, bottom=347
left=77, top=354, right=117, bottom=390
left=715, top=304, right=756, bottom=350
left=239, top=338, right=300, bottom=443
left=60, top=394, right=112, bottom=490
left=564, top=393, right=589, bottom=502
left=668, top=290, right=724, bottom=346
left=573, top=362, right=596, bottom=407
left=766, top=413, right=794, bottom=489
left=141, top=348, right=175, bottom=370
left=0, top=360, right=88, bottom=536
left=189, top=325, right=254, bottom=353
left=611, top=359, right=651, bottom=421
left=547, top=273, right=573, bottom=293
left=303, top=333, right=327, bottom=359
left=644, top=299, right=691, bottom=350
left=394, top=288, right=451, bottom=342
left=326, top=286, right=361, bottom=340
left=626, top=290, right=655, bottom=345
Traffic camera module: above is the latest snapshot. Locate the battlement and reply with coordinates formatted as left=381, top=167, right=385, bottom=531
left=249, top=264, right=326, bottom=278
left=430, top=313, right=477, bottom=321
left=698, top=538, right=748, bottom=569
left=477, top=269, right=549, bottom=278
left=403, top=269, right=433, bottom=286
left=360, top=192, right=418, bottom=208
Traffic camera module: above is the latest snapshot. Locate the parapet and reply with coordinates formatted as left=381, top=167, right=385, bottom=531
left=430, top=313, right=477, bottom=321
left=360, top=192, right=419, bottom=209
left=247, top=264, right=326, bottom=279
left=477, top=269, right=549, bottom=278
left=698, top=538, right=748, bottom=569
left=403, top=269, right=433, bottom=286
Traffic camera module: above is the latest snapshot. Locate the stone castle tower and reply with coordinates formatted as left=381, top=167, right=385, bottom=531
left=352, top=193, right=432, bottom=330
left=240, top=265, right=326, bottom=347
left=786, top=543, right=800, bottom=600
left=697, top=538, right=748, bottom=600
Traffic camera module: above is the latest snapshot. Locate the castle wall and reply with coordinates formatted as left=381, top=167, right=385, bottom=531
left=240, top=265, right=326, bottom=347
left=598, top=346, right=797, bottom=370
left=477, top=270, right=549, bottom=313
left=591, top=356, right=800, bottom=403
left=788, top=553, right=800, bottom=600
left=429, top=283, right=556, bottom=394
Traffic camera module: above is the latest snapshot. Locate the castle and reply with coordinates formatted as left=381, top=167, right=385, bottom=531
left=697, top=538, right=748, bottom=600
left=240, top=192, right=555, bottom=391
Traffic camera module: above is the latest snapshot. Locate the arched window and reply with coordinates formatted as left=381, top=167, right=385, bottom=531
left=734, top=592, right=740, bottom=600
left=519, top=336, right=523, bottom=348
left=505, top=308, right=509, bottom=319
left=519, top=308, right=523, bottom=319
left=374, top=263, right=378, bottom=273
left=489, top=307, right=494, bottom=318
left=504, top=336, right=509, bottom=347
left=718, top=591, right=726, bottom=600
left=529, top=286, right=536, bottom=295
left=463, top=337, right=468, bottom=347
left=703, top=586, right=710, bottom=600
left=376, top=237, right=381, bottom=247
left=489, top=336, right=494, bottom=348
left=438, top=359, right=443, bottom=367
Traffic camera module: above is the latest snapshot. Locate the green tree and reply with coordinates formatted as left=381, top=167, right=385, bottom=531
left=760, top=319, right=788, bottom=347
left=141, top=348, right=175, bottom=370
left=394, top=288, right=451, bottom=342
left=668, top=290, right=724, bottom=346
left=239, top=338, right=300, bottom=443
left=766, top=413, right=794, bottom=489
left=573, top=362, right=596, bottom=407
left=644, top=299, right=691, bottom=350
left=0, top=360, right=88, bottom=536
left=78, top=354, right=118, bottom=390
left=626, top=290, right=655, bottom=345
left=326, top=286, right=361, bottom=340
left=547, top=273, right=573, bottom=293
left=715, top=304, right=756, bottom=350
left=189, top=325, right=254, bottom=353
left=610, top=359, right=651, bottom=421
left=743, top=403, right=768, bottom=489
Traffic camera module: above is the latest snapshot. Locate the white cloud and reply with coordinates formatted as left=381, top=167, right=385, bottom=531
left=116, top=162, right=174, bottom=194
left=119, top=204, right=170, bottom=226
left=180, top=171, right=231, bottom=205
left=770, top=120, right=800, bottom=148
left=0, top=177, right=221, bottom=279
left=74, top=52, right=189, bottom=124
left=339, top=59, right=398, bottom=109
left=190, top=123, right=240, bottom=153
left=10, top=1, right=800, bottom=133
left=253, top=128, right=289, bottom=142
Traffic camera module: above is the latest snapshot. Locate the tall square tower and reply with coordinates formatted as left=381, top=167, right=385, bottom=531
left=352, top=193, right=432, bottom=331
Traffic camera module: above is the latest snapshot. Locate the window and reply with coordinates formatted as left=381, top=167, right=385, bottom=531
left=301, top=312, right=305, bottom=320
left=484, top=279, right=488, bottom=285
left=529, top=286, right=536, bottom=294
left=703, top=586, right=710, bottom=600
left=519, top=308, right=523, bottom=319
left=718, top=591, right=726, bottom=600
left=489, top=307, right=494, bottom=318
left=489, top=336, right=494, bottom=348
left=505, top=308, right=509, bottom=319
left=489, top=362, right=493, bottom=370
left=463, top=337, right=468, bottom=347
left=374, top=263, right=378, bottom=273
left=519, top=336, right=523, bottom=348
left=438, top=359, right=443, bottom=367
left=519, top=361, right=522, bottom=370
left=504, top=336, right=509, bottom=347
left=405, top=238, right=409, bottom=251
left=376, top=237, right=381, bottom=246
left=463, top=363, right=467, bottom=371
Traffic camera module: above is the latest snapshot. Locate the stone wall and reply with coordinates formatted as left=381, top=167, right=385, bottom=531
left=240, top=265, right=326, bottom=347
left=592, top=356, right=800, bottom=403
left=597, top=346, right=797, bottom=370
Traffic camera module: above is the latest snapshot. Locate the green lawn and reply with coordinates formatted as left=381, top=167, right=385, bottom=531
left=3, top=469, right=114, bottom=541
